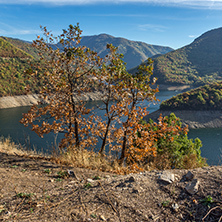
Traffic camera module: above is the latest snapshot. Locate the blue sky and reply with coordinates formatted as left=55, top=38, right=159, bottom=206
left=0, top=0, right=222, bottom=49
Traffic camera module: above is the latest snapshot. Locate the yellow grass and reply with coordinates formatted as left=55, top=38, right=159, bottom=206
left=0, top=136, right=127, bottom=174
left=0, top=136, right=206, bottom=174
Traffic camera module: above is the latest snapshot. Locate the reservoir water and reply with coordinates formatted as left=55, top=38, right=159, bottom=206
left=0, top=90, right=222, bottom=165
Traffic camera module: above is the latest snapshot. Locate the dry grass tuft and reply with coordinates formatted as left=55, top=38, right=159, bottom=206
left=52, top=148, right=128, bottom=174
left=0, top=138, right=128, bottom=174
left=0, top=136, right=51, bottom=160
left=0, top=137, right=25, bottom=155
left=0, top=137, right=206, bottom=174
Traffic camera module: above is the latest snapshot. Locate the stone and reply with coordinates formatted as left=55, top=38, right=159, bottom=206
left=67, top=170, right=78, bottom=180
left=100, top=215, right=106, bottom=221
left=185, top=179, right=199, bottom=195
left=158, top=171, right=175, bottom=184
left=115, top=182, right=126, bottom=188
left=185, top=171, right=194, bottom=181
left=116, top=176, right=136, bottom=189
left=87, top=178, right=94, bottom=183
left=127, top=183, right=133, bottom=188
left=126, top=176, right=136, bottom=182
left=132, top=188, right=139, bottom=194
left=172, top=203, right=179, bottom=212
left=69, top=180, right=78, bottom=184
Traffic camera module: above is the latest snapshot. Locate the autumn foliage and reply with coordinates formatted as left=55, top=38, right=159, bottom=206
left=20, top=24, right=205, bottom=172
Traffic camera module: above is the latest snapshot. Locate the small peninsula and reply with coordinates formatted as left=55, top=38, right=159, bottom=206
left=145, top=82, right=222, bottom=128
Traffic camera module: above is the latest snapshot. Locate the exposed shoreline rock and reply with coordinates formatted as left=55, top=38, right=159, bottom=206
left=0, top=83, right=190, bottom=110
left=0, top=94, right=40, bottom=109
left=157, top=84, right=191, bottom=91
left=144, top=109, right=222, bottom=129
left=0, top=91, right=105, bottom=109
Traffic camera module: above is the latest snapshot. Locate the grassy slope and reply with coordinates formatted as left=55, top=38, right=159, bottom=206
left=1, top=37, right=39, bottom=59
left=0, top=37, right=41, bottom=96
left=0, top=37, right=33, bottom=59
left=160, top=81, right=222, bottom=110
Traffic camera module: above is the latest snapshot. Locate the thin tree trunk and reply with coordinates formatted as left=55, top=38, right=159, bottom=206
left=119, top=130, right=127, bottom=164
left=74, top=116, right=80, bottom=148
left=99, top=118, right=111, bottom=154
left=119, top=98, right=136, bottom=164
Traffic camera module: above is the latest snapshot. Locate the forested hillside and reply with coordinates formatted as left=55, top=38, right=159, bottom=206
left=160, top=82, right=222, bottom=110
left=0, top=34, right=173, bottom=96
left=0, top=37, right=41, bottom=96
left=130, top=27, right=222, bottom=86
left=154, top=27, right=222, bottom=85
left=1, top=37, right=40, bottom=59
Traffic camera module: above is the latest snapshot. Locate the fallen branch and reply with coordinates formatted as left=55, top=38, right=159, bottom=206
left=202, top=205, right=222, bottom=221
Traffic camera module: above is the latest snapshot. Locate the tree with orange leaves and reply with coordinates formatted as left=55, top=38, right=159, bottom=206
left=20, top=24, right=204, bottom=171
left=20, top=24, right=102, bottom=151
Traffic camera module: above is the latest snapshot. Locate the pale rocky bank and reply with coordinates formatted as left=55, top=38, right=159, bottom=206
left=0, top=94, right=40, bottom=109
left=2, top=86, right=222, bottom=129
left=145, top=109, right=222, bottom=129
left=0, top=91, right=105, bottom=109
left=0, top=84, right=189, bottom=109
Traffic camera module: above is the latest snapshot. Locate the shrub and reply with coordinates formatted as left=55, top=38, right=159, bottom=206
left=136, top=113, right=206, bottom=170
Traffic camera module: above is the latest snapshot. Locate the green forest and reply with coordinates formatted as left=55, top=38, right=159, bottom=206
left=0, top=37, right=42, bottom=96
left=129, top=27, right=222, bottom=86
left=160, top=82, right=222, bottom=110
left=153, top=28, right=222, bottom=86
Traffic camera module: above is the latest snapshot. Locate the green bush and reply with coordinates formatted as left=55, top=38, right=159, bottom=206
left=144, top=113, right=206, bottom=169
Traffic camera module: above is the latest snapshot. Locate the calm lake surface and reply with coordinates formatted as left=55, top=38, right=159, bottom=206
left=0, top=90, right=222, bottom=165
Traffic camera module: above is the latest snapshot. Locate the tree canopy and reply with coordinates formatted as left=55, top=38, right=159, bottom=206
left=20, top=24, right=205, bottom=172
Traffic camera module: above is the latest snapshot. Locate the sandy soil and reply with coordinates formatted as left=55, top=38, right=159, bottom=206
left=0, top=151, right=222, bottom=221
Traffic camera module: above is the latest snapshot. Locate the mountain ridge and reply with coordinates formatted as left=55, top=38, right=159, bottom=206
left=79, top=33, right=173, bottom=69
left=130, top=27, right=222, bottom=86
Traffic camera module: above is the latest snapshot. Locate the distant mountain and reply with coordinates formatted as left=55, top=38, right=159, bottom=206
left=0, top=35, right=172, bottom=96
left=130, top=27, right=222, bottom=86
left=78, top=34, right=173, bottom=69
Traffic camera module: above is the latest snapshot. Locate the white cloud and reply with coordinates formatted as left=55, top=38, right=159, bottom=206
left=188, top=35, right=196, bottom=38
left=138, top=24, right=168, bottom=32
left=0, top=0, right=222, bottom=9
left=0, top=28, right=39, bottom=35
left=0, top=22, right=39, bottom=35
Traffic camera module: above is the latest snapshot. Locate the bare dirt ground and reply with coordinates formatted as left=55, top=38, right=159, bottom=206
left=0, top=151, right=222, bottom=222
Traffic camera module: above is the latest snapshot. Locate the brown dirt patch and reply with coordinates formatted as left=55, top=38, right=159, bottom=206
left=0, top=152, right=222, bottom=221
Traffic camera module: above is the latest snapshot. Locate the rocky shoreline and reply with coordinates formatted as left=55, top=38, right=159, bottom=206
left=144, top=109, right=222, bottom=129
left=0, top=84, right=190, bottom=109
left=2, top=88, right=222, bottom=129
left=0, top=94, right=40, bottom=109
left=157, top=84, right=191, bottom=91
left=0, top=91, right=106, bottom=109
